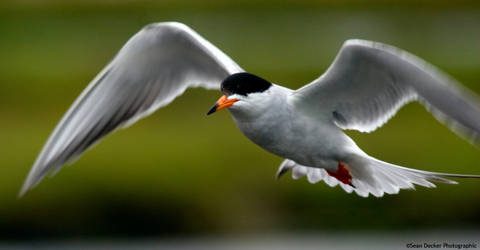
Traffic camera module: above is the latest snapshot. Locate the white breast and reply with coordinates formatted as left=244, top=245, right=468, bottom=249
left=228, top=84, right=360, bottom=168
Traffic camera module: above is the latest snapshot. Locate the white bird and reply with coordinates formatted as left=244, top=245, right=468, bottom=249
left=20, top=21, right=480, bottom=198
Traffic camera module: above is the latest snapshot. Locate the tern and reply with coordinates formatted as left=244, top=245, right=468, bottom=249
left=20, top=22, right=480, bottom=198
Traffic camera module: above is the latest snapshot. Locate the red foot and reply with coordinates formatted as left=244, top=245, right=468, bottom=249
left=326, top=162, right=353, bottom=186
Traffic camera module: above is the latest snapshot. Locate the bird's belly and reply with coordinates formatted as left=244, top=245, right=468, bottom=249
left=234, top=115, right=351, bottom=168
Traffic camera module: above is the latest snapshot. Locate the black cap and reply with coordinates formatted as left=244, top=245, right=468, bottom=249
left=221, top=73, right=272, bottom=96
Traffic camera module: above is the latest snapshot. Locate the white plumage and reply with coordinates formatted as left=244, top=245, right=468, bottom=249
left=20, top=22, right=480, bottom=198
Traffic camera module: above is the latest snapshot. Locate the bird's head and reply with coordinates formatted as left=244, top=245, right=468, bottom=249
left=206, top=72, right=273, bottom=116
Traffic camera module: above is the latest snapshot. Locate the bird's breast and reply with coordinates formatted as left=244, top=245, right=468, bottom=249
left=228, top=101, right=290, bottom=154
left=231, top=106, right=353, bottom=168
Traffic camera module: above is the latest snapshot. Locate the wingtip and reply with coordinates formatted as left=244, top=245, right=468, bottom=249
left=18, top=174, right=38, bottom=198
left=18, top=167, right=43, bottom=199
left=17, top=184, right=30, bottom=199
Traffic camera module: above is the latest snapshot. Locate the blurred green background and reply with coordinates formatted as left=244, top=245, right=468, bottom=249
left=1, top=0, right=480, bottom=240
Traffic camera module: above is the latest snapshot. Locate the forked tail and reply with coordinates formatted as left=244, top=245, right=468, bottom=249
left=277, top=155, right=480, bottom=197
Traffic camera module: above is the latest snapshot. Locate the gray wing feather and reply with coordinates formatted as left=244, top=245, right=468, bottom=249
left=20, top=22, right=243, bottom=196
left=294, top=39, right=480, bottom=141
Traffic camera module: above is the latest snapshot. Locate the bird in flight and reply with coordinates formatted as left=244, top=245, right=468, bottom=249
left=20, top=22, right=480, bottom=198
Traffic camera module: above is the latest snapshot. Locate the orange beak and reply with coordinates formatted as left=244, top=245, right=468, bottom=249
left=206, top=95, right=239, bottom=115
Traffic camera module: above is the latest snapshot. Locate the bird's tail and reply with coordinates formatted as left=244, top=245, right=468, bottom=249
left=277, top=155, right=480, bottom=197
left=345, top=154, right=480, bottom=197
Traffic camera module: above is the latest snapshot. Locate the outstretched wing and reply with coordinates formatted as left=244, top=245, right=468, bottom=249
left=20, top=22, right=243, bottom=196
left=294, top=39, right=480, bottom=142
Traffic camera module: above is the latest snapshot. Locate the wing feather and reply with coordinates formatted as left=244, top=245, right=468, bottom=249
left=294, top=39, right=480, bottom=141
left=20, top=22, right=243, bottom=196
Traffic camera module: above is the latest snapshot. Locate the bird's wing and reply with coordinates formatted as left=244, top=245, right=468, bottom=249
left=20, top=22, right=243, bottom=196
left=293, top=39, right=480, bottom=141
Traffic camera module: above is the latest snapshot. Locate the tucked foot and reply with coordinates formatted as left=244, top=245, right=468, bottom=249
left=326, top=162, right=354, bottom=187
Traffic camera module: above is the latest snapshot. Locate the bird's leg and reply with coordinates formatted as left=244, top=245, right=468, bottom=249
left=326, top=162, right=355, bottom=188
